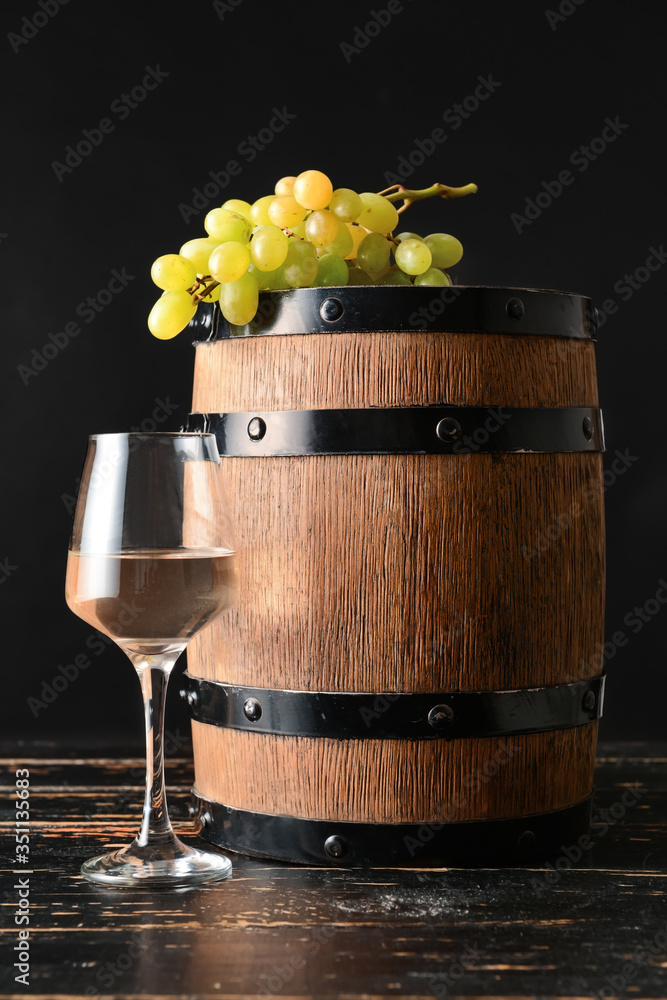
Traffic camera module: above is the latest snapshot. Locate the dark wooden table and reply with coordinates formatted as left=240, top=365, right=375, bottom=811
left=1, top=741, right=665, bottom=999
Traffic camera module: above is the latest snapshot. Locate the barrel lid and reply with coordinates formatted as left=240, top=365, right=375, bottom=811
left=191, top=285, right=597, bottom=342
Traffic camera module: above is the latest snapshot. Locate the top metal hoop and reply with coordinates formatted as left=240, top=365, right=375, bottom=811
left=190, top=286, right=597, bottom=342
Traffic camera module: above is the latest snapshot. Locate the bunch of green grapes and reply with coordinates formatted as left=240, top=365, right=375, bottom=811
left=148, top=170, right=476, bottom=339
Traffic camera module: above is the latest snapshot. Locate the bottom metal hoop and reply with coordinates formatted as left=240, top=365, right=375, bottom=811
left=192, top=794, right=594, bottom=867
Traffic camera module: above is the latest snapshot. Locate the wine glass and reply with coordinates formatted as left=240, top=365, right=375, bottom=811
left=65, top=432, right=239, bottom=887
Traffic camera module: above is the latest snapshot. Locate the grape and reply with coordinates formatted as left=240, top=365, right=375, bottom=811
left=148, top=291, right=196, bottom=340
left=283, top=240, right=318, bottom=287
left=346, top=267, right=374, bottom=285
left=208, top=241, right=251, bottom=283
left=220, top=270, right=259, bottom=326
left=305, top=209, right=339, bottom=248
left=324, top=220, right=354, bottom=258
left=275, top=176, right=296, bottom=196
left=376, top=269, right=413, bottom=285
left=356, top=192, right=399, bottom=234
left=424, top=233, right=463, bottom=268
left=414, top=268, right=452, bottom=286
left=293, top=170, right=333, bottom=210
left=357, top=232, right=391, bottom=277
left=249, top=225, right=289, bottom=271
left=249, top=195, right=276, bottom=227
left=179, top=237, right=222, bottom=274
left=329, top=188, right=363, bottom=223
left=395, top=238, right=432, bottom=275
left=263, top=265, right=288, bottom=289
left=395, top=232, right=423, bottom=243
left=268, top=196, right=307, bottom=229
left=222, top=198, right=253, bottom=220
left=151, top=169, right=472, bottom=339
left=249, top=262, right=288, bottom=290
left=344, top=224, right=370, bottom=260
left=204, top=208, right=252, bottom=244
left=151, top=254, right=196, bottom=292
left=313, top=253, right=349, bottom=287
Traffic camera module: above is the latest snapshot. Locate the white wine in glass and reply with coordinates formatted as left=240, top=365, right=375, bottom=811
left=65, top=432, right=239, bottom=887
left=66, top=548, right=237, bottom=653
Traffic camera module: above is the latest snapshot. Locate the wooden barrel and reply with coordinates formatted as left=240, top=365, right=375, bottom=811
left=182, top=285, right=606, bottom=866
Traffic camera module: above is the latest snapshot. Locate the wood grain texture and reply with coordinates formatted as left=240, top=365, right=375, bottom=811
left=191, top=721, right=598, bottom=823
left=191, top=331, right=599, bottom=411
left=188, top=451, right=604, bottom=693
left=187, top=321, right=605, bottom=829
left=0, top=745, right=664, bottom=999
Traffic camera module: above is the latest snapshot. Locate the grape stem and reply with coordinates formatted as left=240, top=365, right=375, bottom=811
left=377, top=182, right=478, bottom=215
left=191, top=277, right=219, bottom=303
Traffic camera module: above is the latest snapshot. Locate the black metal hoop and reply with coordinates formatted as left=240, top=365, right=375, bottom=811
left=185, top=406, right=604, bottom=456
left=192, top=794, right=595, bottom=867
left=180, top=674, right=605, bottom=740
left=190, top=286, right=596, bottom=341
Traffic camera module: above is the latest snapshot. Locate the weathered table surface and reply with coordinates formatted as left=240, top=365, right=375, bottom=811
left=0, top=741, right=665, bottom=999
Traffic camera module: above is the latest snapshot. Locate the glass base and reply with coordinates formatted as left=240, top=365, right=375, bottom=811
left=81, top=835, right=232, bottom=888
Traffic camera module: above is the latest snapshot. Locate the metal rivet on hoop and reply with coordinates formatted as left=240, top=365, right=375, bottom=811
left=436, top=418, right=462, bottom=442
left=506, top=297, right=525, bottom=320
left=517, top=829, right=536, bottom=852
left=582, top=690, right=596, bottom=712
left=243, top=698, right=262, bottom=722
left=320, top=297, right=344, bottom=323
left=583, top=416, right=594, bottom=440
left=324, top=835, right=347, bottom=859
left=428, top=704, right=455, bottom=728
left=247, top=417, right=266, bottom=441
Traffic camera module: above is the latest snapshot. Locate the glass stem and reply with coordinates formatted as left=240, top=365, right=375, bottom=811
left=129, top=652, right=182, bottom=846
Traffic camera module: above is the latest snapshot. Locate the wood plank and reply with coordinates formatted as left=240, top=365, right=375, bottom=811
left=0, top=756, right=194, bottom=792
left=0, top=744, right=666, bottom=1000
left=1, top=864, right=666, bottom=997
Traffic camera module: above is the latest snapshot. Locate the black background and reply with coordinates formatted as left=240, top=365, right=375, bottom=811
left=2, top=0, right=665, bottom=748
